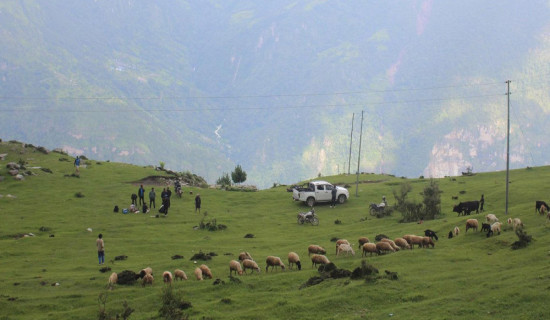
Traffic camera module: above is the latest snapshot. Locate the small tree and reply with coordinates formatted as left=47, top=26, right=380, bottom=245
left=231, top=165, right=247, bottom=184
left=392, top=182, right=412, bottom=212
left=422, top=179, right=442, bottom=220
left=216, top=173, right=231, bottom=187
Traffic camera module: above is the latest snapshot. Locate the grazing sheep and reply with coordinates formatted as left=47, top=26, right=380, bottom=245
left=424, top=229, right=439, bottom=240
left=288, top=252, right=302, bottom=270
left=402, top=234, right=415, bottom=245
left=142, top=274, right=154, bottom=287
left=242, top=259, right=261, bottom=274
left=238, top=252, right=253, bottom=261
left=422, top=237, right=435, bottom=248
left=336, top=243, right=356, bottom=256
left=407, top=235, right=424, bottom=249
left=380, top=238, right=400, bottom=251
left=480, top=223, right=491, bottom=233
left=358, top=237, right=370, bottom=248
left=376, top=241, right=396, bottom=254
left=266, top=256, right=286, bottom=272
left=485, top=214, right=499, bottom=224
left=174, top=269, right=188, bottom=281
left=487, top=222, right=502, bottom=237
left=453, top=226, right=460, bottom=237
left=199, top=264, right=213, bottom=279
left=311, top=254, right=330, bottom=267
left=194, top=267, right=203, bottom=280
left=229, top=260, right=243, bottom=276
left=507, top=218, right=523, bottom=231
left=108, top=272, right=117, bottom=287
left=335, top=239, right=350, bottom=254
left=394, top=238, right=410, bottom=250
left=162, top=271, right=173, bottom=284
left=362, top=243, right=378, bottom=257
left=465, top=219, right=479, bottom=233
left=139, top=267, right=153, bottom=278
left=308, top=245, right=326, bottom=256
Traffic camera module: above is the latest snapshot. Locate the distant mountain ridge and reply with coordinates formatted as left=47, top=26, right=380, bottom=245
left=1, top=1, right=549, bottom=188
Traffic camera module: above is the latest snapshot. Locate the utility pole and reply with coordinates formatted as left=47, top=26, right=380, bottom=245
left=348, top=113, right=354, bottom=175
left=505, top=80, right=511, bottom=215
left=355, top=111, right=364, bottom=197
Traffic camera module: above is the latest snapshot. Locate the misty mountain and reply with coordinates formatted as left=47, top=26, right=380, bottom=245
left=1, top=1, right=549, bottom=188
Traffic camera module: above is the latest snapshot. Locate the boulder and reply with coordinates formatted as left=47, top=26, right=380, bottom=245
left=8, top=169, right=18, bottom=176
left=6, top=162, right=20, bottom=170
left=15, top=174, right=25, bottom=181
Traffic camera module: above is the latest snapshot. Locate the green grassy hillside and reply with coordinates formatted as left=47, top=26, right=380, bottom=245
left=1, top=140, right=550, bottom=319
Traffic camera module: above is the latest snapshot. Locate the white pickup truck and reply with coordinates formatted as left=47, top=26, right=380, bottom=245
left=292, top=180, right=349, bottom=207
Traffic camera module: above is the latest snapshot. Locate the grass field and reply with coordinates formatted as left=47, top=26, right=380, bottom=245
left=1, top=140, right=550, bottom=320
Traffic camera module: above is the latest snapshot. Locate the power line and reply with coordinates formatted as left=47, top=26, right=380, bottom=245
left=0, top=81, right=503, bottom=102
left=0, top=93, right=505, bottom=113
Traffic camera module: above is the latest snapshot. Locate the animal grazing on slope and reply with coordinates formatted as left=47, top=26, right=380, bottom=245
left=335, top=239, right=350, bottom=254
left=238, top=252, right=253, bottom=261
left=229, top=260, right=243, bottom=276
left=376, top=241, right=396, bottom=254
left=199, top=264, right=213, bottom=279
left=465, top=219, right=479, bottom=233
left=422, top=237, right=435, bottom=248
left=242, top=259, right=261, bottom=274
left=174, top=269, right=188, bottom=281
left=162, top=271, right=173, bottom=284
left=336, top=243, right=356, bottom=256
left=308, top=245, right=326, bottom=256
left=536, top=201, right=549, bottom=214
left=480, top=223, right=491, bottom=233
left=108, top=272, right=117, bottom=288
left=453, top=201, right=480, bottom=216
left=507, top=218, right=524, bottom=231
left=288, top=252, right=302, bottom=270
left=453, top=226, right=460, bottom=237
left=358, top=237, right=370, bottom=248
left=142, top=274, right=154, bottom=287
left=310, top=254, right=330, bottom=267
left=487, top=222, right=502, bottom=237
left=362, top=243, right=378, bottom=256
left=394, top=238, right=411, bottom=250
left=485, top=214, right=499, bottom=224
left=380, top=238, right=400, bottom=251
left=424, top=229, right=439, bottom=240
left=194, top=267, right=203, bottom=280
left=265, top=256, right=285, bottom=272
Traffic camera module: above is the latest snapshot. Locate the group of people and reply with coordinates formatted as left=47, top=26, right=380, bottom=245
left=128, top=184, right=202, bottom=216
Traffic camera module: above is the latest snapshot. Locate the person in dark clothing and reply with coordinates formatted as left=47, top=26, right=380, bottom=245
left=165, top=187, right=171, bottom=211
left=149, top=188, right=156, bottom=208
left=480, top=194, right=485, bottom=212
left=131, top=193, right=137, bottom=206
left=330, top=186, right=337, bottom=208
left=162, top=196, right=169, bottom=216
left=195, top=194, right=201, bottom=214
left=138, top=185, right=145, bottom=206
left=142, top=202, right=149, bottom=214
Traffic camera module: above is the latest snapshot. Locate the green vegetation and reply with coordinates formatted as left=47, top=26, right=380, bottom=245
left=231, top=164, right=247, bottom=185
left=1, top=140, right=550, bottom=319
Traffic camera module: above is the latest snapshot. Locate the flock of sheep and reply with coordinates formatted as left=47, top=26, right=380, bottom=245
left=106, top=207, right=538, bottom=289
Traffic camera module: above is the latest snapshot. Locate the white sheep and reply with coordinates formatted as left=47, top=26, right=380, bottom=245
left=336, top=243, right=355, bottom=256
left=310, top=254, right=330, bottom=267
left=453, top=226, right=460, bottom=237
left=507, top=218, right=523, bottom=231
left=308, top=244, right=326, bottom=256
left=194, top=267, right=203, bottom=280
left=265, top=256, right=285, bottom=272
left=174, top=269, right=188, bottom=281
left=242, top=259, right=261, bottom=274
left=287, top=252, right=302, bottom=270
left=486, top=214, right=499, bottom=224
left=489, top=222, right=502, bottom=236
left=229, top=260, right=243, bottom=276
left=162, top=271, right=173, bottom=284
left=362, top=243, right=377, bottom=256
left=108, top=272, right=117, bottom=288
left=199, top=264, right=213, bottom=279
left=335, top=239, right=350, bottom=254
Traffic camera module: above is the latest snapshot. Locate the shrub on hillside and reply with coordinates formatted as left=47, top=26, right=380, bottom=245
left=158, top=286, right=191, bottom=320
left=511, top=229, right=533, bottom=250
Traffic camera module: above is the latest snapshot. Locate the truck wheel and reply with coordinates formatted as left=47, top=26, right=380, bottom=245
left=306, top=197, right=315, bottom=207
left=338, top=194, right=346, bottom=204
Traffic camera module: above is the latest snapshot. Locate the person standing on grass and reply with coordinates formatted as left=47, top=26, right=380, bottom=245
left=74, top=156, right=81, bottom=174
left=96, top=234, right=105, bottom=265
left=330, top=185, right=337, bottom=208
left=195, top=194, right=201, bottom=214
left=149, top=187, right=156, bottom=208
left=138, top=184, right=145, bottom=206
